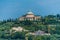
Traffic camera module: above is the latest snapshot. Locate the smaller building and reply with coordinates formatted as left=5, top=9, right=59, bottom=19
left=19, top=11, right=41, bottom=21
left=26, top=30, right=51, bottom=36
left=34, top=30, right=50, bottom=35
left=10, top=27, right=29, bottom=33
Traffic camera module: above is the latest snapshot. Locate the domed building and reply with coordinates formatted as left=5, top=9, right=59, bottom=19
left=19, top=11, right=41, bottom=21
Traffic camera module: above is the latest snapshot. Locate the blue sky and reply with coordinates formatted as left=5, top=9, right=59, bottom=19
left=0, top=0, right=60, bottom=20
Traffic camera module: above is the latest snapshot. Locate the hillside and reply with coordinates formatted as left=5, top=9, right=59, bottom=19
left=0, top=14, right=60, bottom=40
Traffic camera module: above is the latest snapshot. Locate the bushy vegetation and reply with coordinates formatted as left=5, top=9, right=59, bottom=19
left=0, top=14, right=60, bottom=40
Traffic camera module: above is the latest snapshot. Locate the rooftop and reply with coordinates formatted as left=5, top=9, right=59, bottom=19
left=26, top=11, right=34, bottom=15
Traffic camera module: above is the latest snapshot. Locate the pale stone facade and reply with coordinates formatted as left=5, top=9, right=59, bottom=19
left=19, top=11, right=41, bottom=21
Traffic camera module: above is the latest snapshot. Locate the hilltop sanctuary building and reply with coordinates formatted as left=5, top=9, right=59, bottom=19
left=19, top=11, right=41, bottom=21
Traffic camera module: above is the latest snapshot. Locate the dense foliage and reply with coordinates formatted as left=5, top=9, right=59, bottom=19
left=0, top=14, right=60, bottom=40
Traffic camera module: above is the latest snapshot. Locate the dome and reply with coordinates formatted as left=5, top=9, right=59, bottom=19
left=27, top=11, right=34, bottom=15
